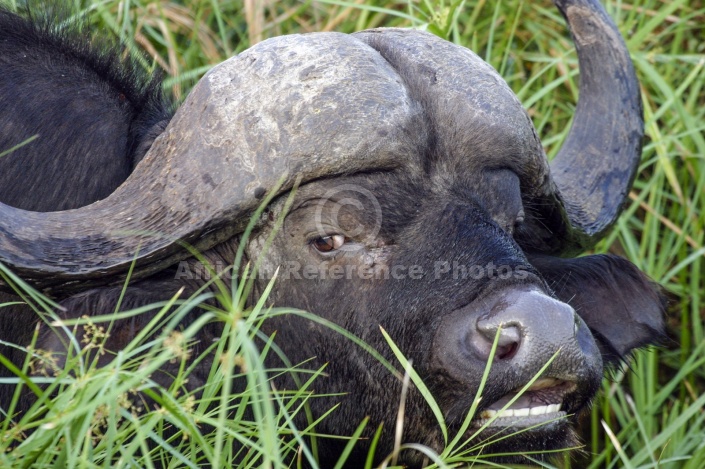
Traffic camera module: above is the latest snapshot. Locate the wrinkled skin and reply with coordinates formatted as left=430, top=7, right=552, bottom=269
left=238, top=172, right=661, bottom=466
left=248, top=172, right=580, bottom=464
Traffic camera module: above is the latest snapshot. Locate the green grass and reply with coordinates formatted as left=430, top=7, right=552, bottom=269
left=1, top=0, right=704, bottom=467
left=0, top=259, right=567, bottom=467
left=0, top=261, right=324, bottom=468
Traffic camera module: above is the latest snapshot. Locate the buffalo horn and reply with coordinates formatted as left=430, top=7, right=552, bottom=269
left=0, top=33, right=418, bottom=294
left=546, top=0, right=643, bottom=253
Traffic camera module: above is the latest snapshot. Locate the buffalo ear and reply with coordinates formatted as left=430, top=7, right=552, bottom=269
left=528, top=254, right=667, bottom=365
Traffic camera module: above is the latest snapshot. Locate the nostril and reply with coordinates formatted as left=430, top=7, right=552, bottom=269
left=471, top=321, right=522, bottom=361
left=496, top=340, right=519, bottom=360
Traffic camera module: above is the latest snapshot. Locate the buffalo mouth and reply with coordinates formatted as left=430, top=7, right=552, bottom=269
left=473, top=378, right=577, bottom=428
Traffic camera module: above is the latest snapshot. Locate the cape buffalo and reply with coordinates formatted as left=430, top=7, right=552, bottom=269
left=0, top=0, right=665, bottom=466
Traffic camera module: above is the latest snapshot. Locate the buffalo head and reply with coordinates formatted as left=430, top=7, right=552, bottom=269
left=0, top=0, right=664, bottom=465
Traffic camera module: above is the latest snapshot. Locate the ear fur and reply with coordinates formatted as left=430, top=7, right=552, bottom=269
left=529, top=254, right=667, bottom=365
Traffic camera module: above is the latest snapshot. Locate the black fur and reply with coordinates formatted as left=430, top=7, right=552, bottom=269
left=0, top=6, right=173, bottom=211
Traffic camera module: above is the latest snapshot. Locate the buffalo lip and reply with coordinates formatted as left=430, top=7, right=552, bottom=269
left=473, top=378, right=577, bottom=427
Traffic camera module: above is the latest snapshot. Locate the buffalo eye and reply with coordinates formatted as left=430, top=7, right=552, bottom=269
left=311, top=234, right=346, bottom=253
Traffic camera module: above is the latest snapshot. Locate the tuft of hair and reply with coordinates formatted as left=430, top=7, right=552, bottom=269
left=1, top=3, right=174, bottom=155
left=0, top=3, right=174, bottom=211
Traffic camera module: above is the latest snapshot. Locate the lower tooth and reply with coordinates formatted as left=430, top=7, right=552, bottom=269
left=548, top=404, right=561, bottom=413
left=479, top=403, right=562, bottom=421
left=480, top=410, right=496, bottom=419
